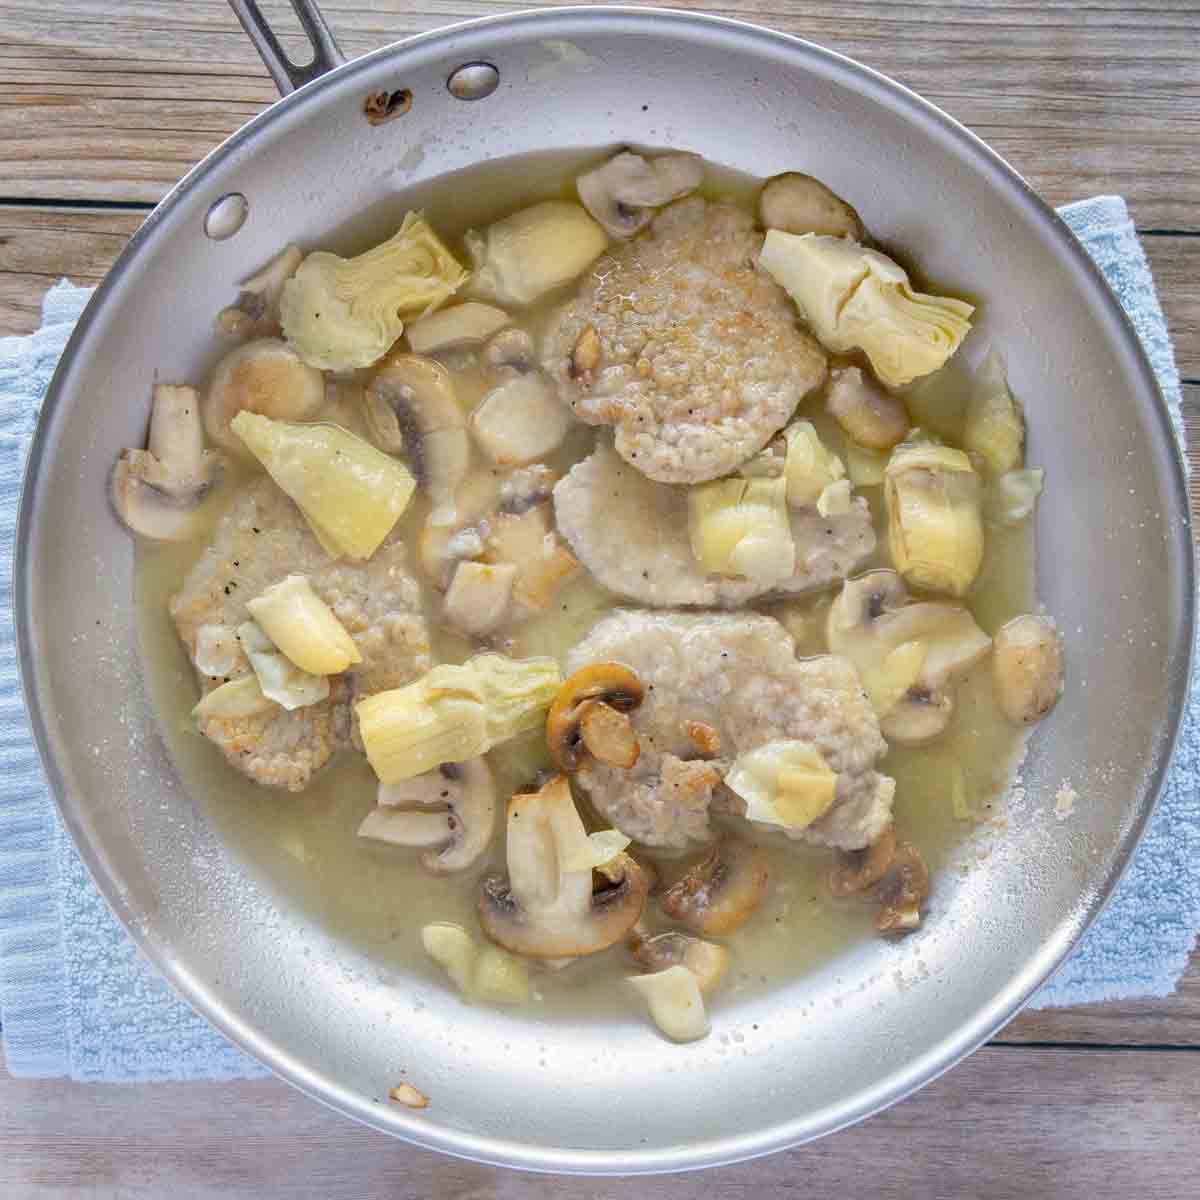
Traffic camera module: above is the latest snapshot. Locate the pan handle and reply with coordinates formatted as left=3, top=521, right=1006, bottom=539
left=227, top=0, right=345, bottom=95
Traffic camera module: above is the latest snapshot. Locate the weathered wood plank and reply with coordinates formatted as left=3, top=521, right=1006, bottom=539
left=1000, top=952, right=1200, bottom=1045
left=0, top=0, right=1197, bottom=224
left=0, top=206, right=144, bottom=335
left=1, top=207, right=1197, bottom=383
left=2, top=1046, right=1198, bottom=1198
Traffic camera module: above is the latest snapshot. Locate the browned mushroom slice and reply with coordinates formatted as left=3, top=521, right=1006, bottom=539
left=478, top=775, right=649, bottom=958
left=546, top=663, right=645, bottom=771
left=875, top=842, right=929, bottom=933
left=627, top=930, right=729, bottom=994
left=659, top=839, right=770, bottom=936
left=828, top=824, right=897, bottom=897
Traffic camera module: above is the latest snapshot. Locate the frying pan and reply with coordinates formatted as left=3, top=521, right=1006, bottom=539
left=13, top=0, right=1194, bottom=1174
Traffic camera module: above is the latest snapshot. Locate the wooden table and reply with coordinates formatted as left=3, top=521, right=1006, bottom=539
left=1, top=3, right=1197, bottom=1196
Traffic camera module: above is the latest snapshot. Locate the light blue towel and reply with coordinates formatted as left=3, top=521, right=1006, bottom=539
left=0, top=197, right=1192, bottom=1081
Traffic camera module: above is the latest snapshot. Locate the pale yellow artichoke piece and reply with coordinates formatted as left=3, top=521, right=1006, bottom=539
left=246, top=574, right=362, bottom=675
left=232, top=411, right=416, bottom=561
left=687, top=476, right=795, bottom=585
left=192, top=675, right=277, bottom=721
left=782, top=420, right=846, bottom=508
left=281, top=212, right=468, bottom=370
left=724, top=739, right=839, bottom=831
left=885, top=439, right=984, bottom=597
left=759, top=231, right=974, bottom=387
left=466, top=202, right=607, bottom=306
left=357, top=654, right=561, bottom=783
left=236, top=620, right=330, bottom=711
left=963, top=349, right=1024, bottom=475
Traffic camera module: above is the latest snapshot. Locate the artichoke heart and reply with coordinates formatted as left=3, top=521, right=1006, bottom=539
left=357, top=653, right=561, bottom=783
left=232, top=411, right=416, bottom=561
left=237, top=621, right=330, bottom=711
left=782, top=420, right=846, bottom=508
left=724, top=740, right=839, bottom=831
left=246, top=574, right=361, bottom=676
left=687, top=476, right=795, bottom=585
left=759, top=231, right=974, bottom=387
left=885, top=440, right=984, bottom=597
left=281, top=212, right=468, bottom=371
left=963, top=349, right=1024, bottom=475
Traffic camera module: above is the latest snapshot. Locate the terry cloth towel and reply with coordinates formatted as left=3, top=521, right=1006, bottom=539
left=0, top=196, right=1193, bottom=1081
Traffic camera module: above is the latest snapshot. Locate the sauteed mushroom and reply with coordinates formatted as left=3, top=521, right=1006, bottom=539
left=577, top=151, right=704, bottom=238
left=358, top=758, right=496, bottom=873
left=547, top=663, right=645, bottom=770
left=216, top=245, right=302, bottom=340
left=478, top=775, right=649, bottom=958
left=875, top=842, right=930, bottom=932
left=659, top=839, right=770, bottom=936
left=111, top=384, right=224, bottom=541
left=757, top=171, right=866, bottom=240
left=825, top=365, right=910, bottom=451
left=365, top=354, right=469, bottom=524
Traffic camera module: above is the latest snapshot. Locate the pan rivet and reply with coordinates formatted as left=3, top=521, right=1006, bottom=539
left=447, top=62, right=500, bottom=101
left=204, top=193, right=249, bottom=241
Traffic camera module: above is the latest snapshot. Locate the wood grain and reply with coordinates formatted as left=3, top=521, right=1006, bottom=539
left=2, top=1047, right=1198, bottom=1199
left=0, top=0, right=1198, bottom=224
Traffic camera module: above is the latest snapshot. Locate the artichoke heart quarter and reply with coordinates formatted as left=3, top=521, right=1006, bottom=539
left=885, top=441, right=984, bottom=597
left=759, top=231, right=973, bottom=387
left=281, top=212, right=468, bottom=371
left=687, top=476, right=795, bottom=585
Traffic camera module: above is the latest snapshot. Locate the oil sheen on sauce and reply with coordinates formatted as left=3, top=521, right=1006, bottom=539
left=134, top=151, right=1035, bottom=1019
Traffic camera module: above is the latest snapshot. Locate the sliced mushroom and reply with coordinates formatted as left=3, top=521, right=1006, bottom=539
left=470, top=373, right=571, bottom=466
left=628, top=965, right=710, bottom=1042
left=829, top=824, right=897, bottom=896
left=659, top=839, right=769, bottom=937
left=203, top=338, right=325, bottom=457
left=111, top=384, right=225, bottom=541
left=826, top=365, right=910, bottom=451
left=992, top=614, right=1064, bottom=726
left=405, top=302, right=511, bottom=355
left=547, top=663, right=645, bottom=771
left=483, top=328, right=536, bottom=374
left=359, top=758, right=496, bottom=874
left=875, top=842, right=929, bottom=933
left=577, top=151, right=704, bottom=239
left=758, top=172, right=865, bottom=240
left=628, top=930, right=729, bottom=994
left=478, top=774, right=649, bottom=958
left=578, top=700, right=641, bottom=769
left=365, top=354, right=469, bottom=524
left=216, top=245, right=302, bottom=340
left=443, top=560, right=517, bottom=638
left=827, top=569, right=991, bottom=746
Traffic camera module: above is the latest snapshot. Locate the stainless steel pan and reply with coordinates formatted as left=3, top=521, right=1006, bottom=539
left=14, top=0, right=1194, bottom=1174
